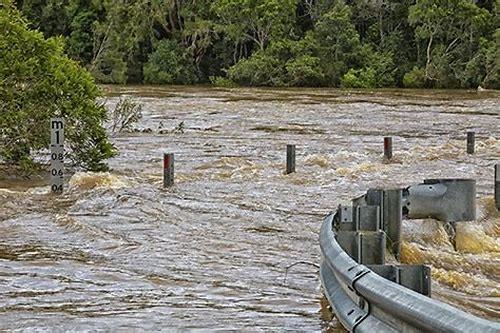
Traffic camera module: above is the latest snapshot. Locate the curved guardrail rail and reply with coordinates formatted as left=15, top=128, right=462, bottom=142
left=320, top=178, right=500, bottom=332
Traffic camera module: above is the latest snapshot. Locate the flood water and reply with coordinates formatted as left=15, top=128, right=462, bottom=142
left=0, top=86, right=499, bottom=331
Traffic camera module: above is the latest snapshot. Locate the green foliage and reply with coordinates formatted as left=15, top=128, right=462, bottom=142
left=481, top=29, right=500, bottom=88
left=313, top=3, right=363, bottom=85
left=0, top=2, right=115, bottom=171
left=228, top=50, right=285, bottom=86
left=18, top=0, right=71, bottom=37
left=110, top=97, right=143, bottom=133
left=460, top=31, right=500, bottom=89
left=403, top=67, right=427, bottom=88
left=212, top=0, right=297, bottom=50
left=227, top=38, right=323, bottom=87
left=210, top=76, right=237, bottom=87
left=143, top=40, right=197, bottom=84
left=90, top=0, right=153, bottom=83
left=65, top=1, right=101, bottom=64
left=341, top=68, right=376, bottom=88
left=9, top=0, right=500, bottom=89
left=285, top=55, right=324, bottom=87
left=409, top=0, right=493, bottom=87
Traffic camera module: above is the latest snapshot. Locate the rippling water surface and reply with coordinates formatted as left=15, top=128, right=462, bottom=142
left=0, top=86, right=499, bottom=331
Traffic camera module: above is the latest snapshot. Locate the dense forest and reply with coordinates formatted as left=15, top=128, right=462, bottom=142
left=12, top=0, right=500, bottom=88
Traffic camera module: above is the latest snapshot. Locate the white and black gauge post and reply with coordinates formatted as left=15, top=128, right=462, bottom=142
left=50, top=118, right=64, bottom=194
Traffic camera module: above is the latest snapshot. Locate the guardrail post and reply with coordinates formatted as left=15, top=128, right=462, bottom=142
left=383, top=189, right=403, bottom=259
left=336, top=231, right=385, bottom=265
left=355, top=206, right=381, bottom=231
left=286, top=144, right=296, bottom=174
left=384, top=137, right=393, bottom=160
left=467, top=131, right=475, bottom=154
left=495, top=164, right=500, bottom=210
left=163, top=153, right=174, bottom=187
left=337, top=205, right=354, bottom=231
left=368, top=265, right=431, bottom=297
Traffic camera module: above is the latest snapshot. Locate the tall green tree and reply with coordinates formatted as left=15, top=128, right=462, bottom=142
left=409, top=0, right=491, bottom=87
left=212, top=0, right=298, bottom=51
left=90, top=0, right=153, bottom=83
left=313, top=2, right=363, bottom=85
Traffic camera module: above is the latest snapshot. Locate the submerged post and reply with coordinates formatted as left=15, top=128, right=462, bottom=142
left=384, top=137, right=393, bottom=160
left=467, top=131, right=475, bottom=154
left=495, top=164, right=500, bottom=210
left=163, top=153, right=174, bottom=187
left=286, top=144, right=296, bottom=174
left=50, top=118, right=65, bottom=194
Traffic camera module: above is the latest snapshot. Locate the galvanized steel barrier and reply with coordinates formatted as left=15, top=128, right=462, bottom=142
left=320, top=178, right=500, bottom=332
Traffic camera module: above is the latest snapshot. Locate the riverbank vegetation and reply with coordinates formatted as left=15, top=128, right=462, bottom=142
left=11, top=0, right=499, bottom=89
left=0, top=1, right=115, bottom=171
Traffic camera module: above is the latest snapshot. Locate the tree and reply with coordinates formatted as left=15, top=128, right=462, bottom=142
left=143, top=40, right=197, bottom=84
left=10, top=0, right=499, bottom=88
left=0, top=1, right=115, bottom=171
left=409, top=0, right=491, bottom=87
left=18, top=0, right=71, bottom=37
left=65, top=0, right=103, bottom=64
left=212, top=0, right=297, bottom=51
left=313, top=3, right=363, bottom=85
left=90, top=0, right=153, bottom=83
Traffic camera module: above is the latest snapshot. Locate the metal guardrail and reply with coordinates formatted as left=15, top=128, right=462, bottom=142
left=320, top=178, right=500, bottom=332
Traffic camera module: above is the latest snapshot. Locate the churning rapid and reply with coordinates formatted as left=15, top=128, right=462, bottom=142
left=0, top=86, right=499, bottom=331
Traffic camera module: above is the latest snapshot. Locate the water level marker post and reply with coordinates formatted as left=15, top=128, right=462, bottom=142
left=467, top=131, right=475, bottom=154
left=286, top=145, right=296, bottom=174
left=163, top=153, right=174, bottom=187
left=50, top=118, right=65, bottom=194
left=384, top=137, right=393, bottom=160
left=495, top=164, right=500, bottom=210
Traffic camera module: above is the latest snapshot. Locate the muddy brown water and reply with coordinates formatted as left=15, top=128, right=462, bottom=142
left=0, top=86, right=499, bottom=331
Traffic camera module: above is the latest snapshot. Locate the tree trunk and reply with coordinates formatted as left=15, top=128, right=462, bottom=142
left=425, top=34, right=434, bottom=79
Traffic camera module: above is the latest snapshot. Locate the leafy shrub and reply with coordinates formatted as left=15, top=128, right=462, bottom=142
left=143, top=40, right=197, bottom=84
left=341, top=68, right=376, bottom=88
left=209, top=76, right=237, bottom=87
left=227, top=51, right=286, bottom=86
left=228, top=39, right=320, bottom=87
left=367, top=50, right=396, bottom=87
left=0, top=3, right=116, bottom=171
left=109, top=97, right=143, bottom=134
left=403, top=67, right=426, bottom=88
left=285, top=55, right=324, bottom=87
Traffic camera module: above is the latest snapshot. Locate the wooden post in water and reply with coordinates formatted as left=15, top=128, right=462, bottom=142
left=467, top=131, right=475, bottom=154
left=495, top=164, right=500, bottom=210
left=384, top=137, right=393, bottom=160
left=163, top=153, right=174, bottom=187
left=286, top=145, right=296, bottom=174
